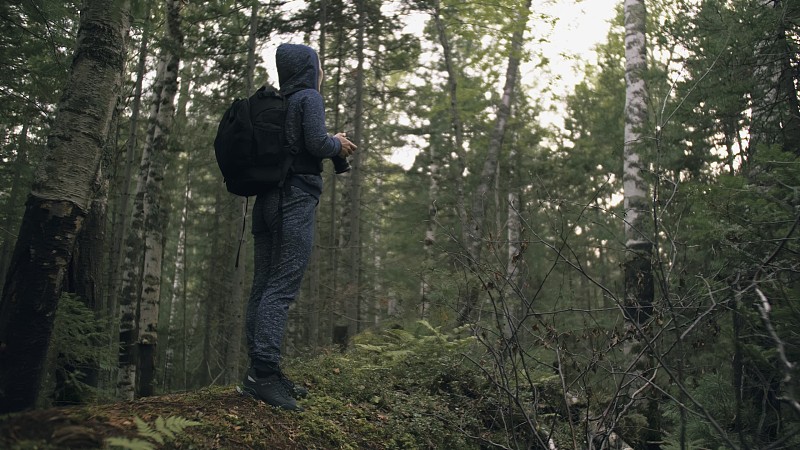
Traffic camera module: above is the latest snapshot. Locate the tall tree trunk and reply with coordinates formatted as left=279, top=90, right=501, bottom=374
left=372, top=177, right=384, bottom=326
left=623, top=1, right=659, bottom=448
left=115, top=18, right=164, bottom=400
left=135, top=0, right=183, bottom=398
left=505, top=141, right=522, bottom=339
left=109, top=0, right=150, bottom=332
left=58, top=194, right=109, bottom=403
left=458, top=0, right=531, bottom=325
left=347, top=0, right=366, bottom=336
left=622, top=0, right=653, bottom=328
left=307, top=0, right=327, bottom=350
left=319, top=0, right=337, bottom=346
left=198, top=188, right=225, bottom=386
left=328, top=22, right=346, bottom=348
left=163, top=182, right=189, bottom=392
left=0, top=0, right=130, bottom=413
left=162, top=60, right=193, bottom=392
left=118, top=55, right=166, bottom=400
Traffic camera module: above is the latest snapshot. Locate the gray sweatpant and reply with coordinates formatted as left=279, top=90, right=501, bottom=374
left=245, top=185, right=317, bottom=367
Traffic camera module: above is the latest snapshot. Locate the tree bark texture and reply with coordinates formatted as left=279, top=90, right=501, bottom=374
left=135, top=0, right=183, bottom=397
left=163, top=179, right=190, bottom=391
left=622, top=1, right=660, bottom=447
left=117, top=55, right=166, bottom=400
left=0, top=0, right=129, bottom=413
left=345, top=0, right=366, bottom=337
left=108, top=3, right=150, bottom=325
left=504, top=141, right=522, bottom=338
left=622, top=0, right=653, bottom=325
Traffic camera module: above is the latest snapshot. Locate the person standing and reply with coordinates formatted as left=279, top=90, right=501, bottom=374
left=241, top=43, right=356, bottom=411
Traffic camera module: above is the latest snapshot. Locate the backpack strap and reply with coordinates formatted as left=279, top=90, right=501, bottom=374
left=234, top=197, right=249, bottom=268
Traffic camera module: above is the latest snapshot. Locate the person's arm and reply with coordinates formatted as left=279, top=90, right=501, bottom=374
left=302, top=93, right=341, bottom=159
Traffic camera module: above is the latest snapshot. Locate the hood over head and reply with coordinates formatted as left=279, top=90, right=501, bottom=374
left=276, top=43, right=320, bottom=95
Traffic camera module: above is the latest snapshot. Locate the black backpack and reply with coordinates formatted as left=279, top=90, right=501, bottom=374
left=214, top=85, right=297, bottom=196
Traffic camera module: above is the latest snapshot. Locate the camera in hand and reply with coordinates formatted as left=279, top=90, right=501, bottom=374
left=332, top=155, right=351, bottom=174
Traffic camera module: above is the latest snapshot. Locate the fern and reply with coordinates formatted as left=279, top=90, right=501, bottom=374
left=135, top=416, right=165, bottom=444
left=105, top=437, right=156, bottom=450
left=352, top=320, right=476, bottom=370
left=105, top=415, right=200, bottom=449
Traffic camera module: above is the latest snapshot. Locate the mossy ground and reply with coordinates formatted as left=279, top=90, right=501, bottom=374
left=0, top=331, right=494, bottom=449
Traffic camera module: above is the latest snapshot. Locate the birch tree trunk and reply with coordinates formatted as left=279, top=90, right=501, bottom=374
left=0, top=0, right=129, bottom=413
left=458, top=0, right=531, bottom=325
left=504, top=142, right=522, bottom=338
left=108, top=4, right=150, bottom=346
left=163, top=182, right=189, bottom=392
left=622, top=0, right=653, bottom=327
left=621, top=1, right=660, bottom=447
left=162, top=59, right=193, bottom=392
left=117, top=54, right=166, bottom=400
left=137, top=0, right=183, bottom=397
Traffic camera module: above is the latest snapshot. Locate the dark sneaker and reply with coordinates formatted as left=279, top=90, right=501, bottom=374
left=280, top=373, right=309, bottom=399
left=240, top=368, right=303, bottom=411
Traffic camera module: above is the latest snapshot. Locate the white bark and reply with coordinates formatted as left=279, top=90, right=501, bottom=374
left=163, top=184, right=190, bottom=391
left=136, top=0, right=184, bottom=396
left=622, top=0, right=649, bottom=249
left=505, top=143, right=521, bottom=338
left=420, top=145, right=438, bottom=317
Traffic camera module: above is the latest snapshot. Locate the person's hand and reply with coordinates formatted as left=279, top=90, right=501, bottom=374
left=334, top=132, right=357, bottom=158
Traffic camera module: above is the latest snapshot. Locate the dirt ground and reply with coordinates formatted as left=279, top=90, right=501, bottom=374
left=0, top=386, right=310, bottom=449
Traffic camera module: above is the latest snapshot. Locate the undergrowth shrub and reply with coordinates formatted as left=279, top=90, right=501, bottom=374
left=289, top=320, right=492, bottom=448
left=41, top=293, right=114, bottom=406
left=105, top=415, right=200, bottom=450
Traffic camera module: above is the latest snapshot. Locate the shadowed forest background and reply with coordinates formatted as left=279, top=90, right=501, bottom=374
left=0, top=0, right=799, bottom=448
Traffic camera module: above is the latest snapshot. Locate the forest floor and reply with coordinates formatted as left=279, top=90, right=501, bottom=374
left=0, top=385, right=316, bottom=449
left=0, top=379, right=425, bottom=450
left=0, top=336, right=496, bottom=449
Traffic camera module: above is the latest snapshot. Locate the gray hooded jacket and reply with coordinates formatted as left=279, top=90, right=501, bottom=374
left=276, top=43, right=341, bottom=198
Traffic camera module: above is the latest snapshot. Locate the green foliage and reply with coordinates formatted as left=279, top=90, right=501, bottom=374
left=47, top=293, right=115, bottom=404
left=289, top=322, right=488, bottom=449
left=105, top=415, right=200, bottom=450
